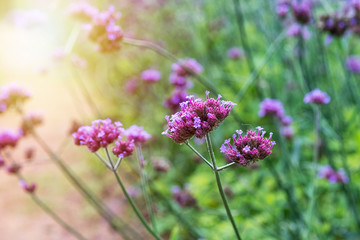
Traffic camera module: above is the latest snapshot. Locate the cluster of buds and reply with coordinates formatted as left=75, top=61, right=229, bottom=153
left=303, top=89, right=330, bottom=105
left=141, top=69, right=162, bottom=83
left=220, top=127, right=275, bottom=167
left=276, top=0, right=313, bottom=39
left=318, top=1, right=360, bottom=42
left=318, top=165, right=348, bottom=184
left=0, top=83, right=31, bottom=113
left=172, top=185, right=197, bottom=208
left=163, top=91, right=235, bottom=143
left=164, top=58, right=203, bottom=113
left=73, top=119, right=151, bottom=170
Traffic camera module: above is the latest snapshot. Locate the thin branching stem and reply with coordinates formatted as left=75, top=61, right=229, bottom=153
left=184, top=141, right=214, bottom=169
left=205, top=134, right=242, bottom=240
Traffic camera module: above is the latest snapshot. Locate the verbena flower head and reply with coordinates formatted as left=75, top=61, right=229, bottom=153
left=125, top=125, right=151, bottom=144
left=318, top=165, right=348, bottom=184
left=111, top=138, right=134, bottom=158
left=276, top=1, right=290, bottom=18
left=172, top=185, right=197, bottom=208
left=280, top=126, right=294, bottom=139
left=220, top=127, right=275, bottom=167
left=162, top=91, right=235, bottom=143
left=258, top=98, right=285, bottom=119
left=291, top=0, right=312, bottom=24
left=87, top=6, right=123, bottom=52
left=281, top=115, right=292, bottom=126
left=227, top=47, right=244, bottom=60
left=303, top=88, right=330, bottom=104
left=0, top=129, right=23, bottom=151
left=169, top=73, right=193, bottom=89
left=67, top=1, right=99, bottom=21
left=172, top=58, right=203, bottom=77
left=141, top=69, right=161, bottom=83
left=286, top=23, right=311, bottom=39
left=19, top=180, right=36, bottom=193
left=164, top=90, right=189, bottom=113
left=346, top=56, right=360, bottom=74
left=0, top=83, right=31, bottom=112
left=73, top=118, right=123, bottom=152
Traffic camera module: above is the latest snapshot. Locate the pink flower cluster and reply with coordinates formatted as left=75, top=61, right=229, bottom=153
left=163, top=91, right=235, bottom=143
left=0, top=83, right=31, bottom=113
left=73, top=119, right=151, bottom=160
left=83, top=5, right=123, bottom=52
left=67, top=1, right=99, bottom=21
left=164, top=58, right=203, bottom=113
left=220, top=127, right=275, bottom=167
left=227, top=47, right=244, bottom=60
left=276, top=0, right=313, bottom=39
left=73, top=118, right=123, bottom=152
left=124, top=125, right=151, bottom=145
left=141, top=69, right=161, bottom=83
left=303, top=88, right=330, bottom=104
left=0, top=129, right=23, bottom=151
left=318, top=165, right=348, bottom=184
left=258, top=98, right=285, bottom=119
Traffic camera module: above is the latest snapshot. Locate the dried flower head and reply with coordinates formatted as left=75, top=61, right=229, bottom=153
left=220, top=127, right=275, bottom=167
left=72, top=118, right=123, bottom=152
left=21, top=111, right=43, bottom=136
left=163, top=91, right=235, bottom=143
left=303, top=88, right=330, bottom=104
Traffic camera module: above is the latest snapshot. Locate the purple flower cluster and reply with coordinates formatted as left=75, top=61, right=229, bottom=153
left=303, top=88, right=330, bottom=104
left=0, top=129, right=23, bottom=151
left=346, top=56, right=360, bottom=74
left=0, top=83, right=31, bottom=113
left=73, top=120, right=152, bottom=161
left=318, top=165, right=348, bottom=184
left=220, top=127, right=275, bottom=167
left=172, top=185, right=197, bottom=208
left=83, top=5, right=123, bottom=52
left=19, top=180, right=36, bottom=193
left=141, top=69, right=161, bottom=83
left=258, top=98, right=285, bottom=120
left=164, top=58, right=203, bottom=113
left=73, top=118, right=123, bottom=152
left=163, top=91, right=235, bottom=143
left=227, top=47, right=244, bottom=60
left=124, top=125, right=151, bottom=145
left=276, top=0, right=313, bottom=39
left=259, top=98, right=295, bottom=139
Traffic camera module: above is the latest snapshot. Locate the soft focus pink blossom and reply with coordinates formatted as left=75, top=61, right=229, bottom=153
left=125, top=125, right=151, bottom=145
left=304, top=89, right=330, bottom=104
left=141, top=69, right=161, bottom=83
left=172, top=58, right=203, bottom=77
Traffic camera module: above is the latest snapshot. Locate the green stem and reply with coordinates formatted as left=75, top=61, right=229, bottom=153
left=111, top=167, right=162, bottom=240
left=217, top=162, right=236, bottom=171
left=184, top=141, right=214, bottom=169
left=205, top=134, right=242, bottom=240
left=29, top=130, right=137, bottom=240
left=135, top=145, right=158, bottom=234
left=30, top=194, right=88, bottom=240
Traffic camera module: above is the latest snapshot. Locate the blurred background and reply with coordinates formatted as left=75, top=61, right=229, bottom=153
left=1, top=0, right=360, bottom=239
